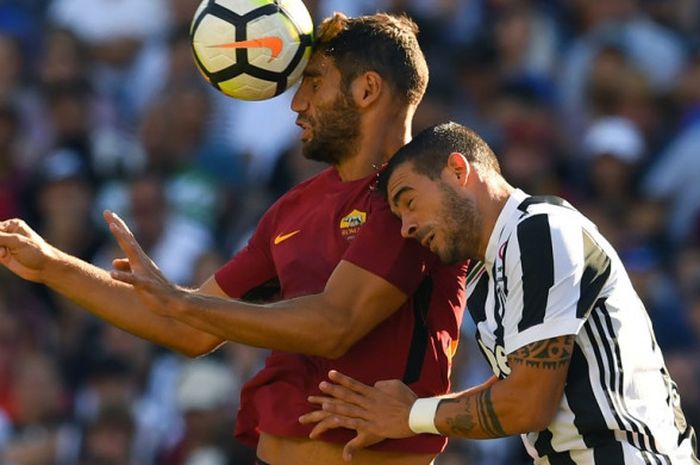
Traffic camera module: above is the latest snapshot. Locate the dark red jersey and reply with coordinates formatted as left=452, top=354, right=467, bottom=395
left=215, top=167, right=467, bottom=454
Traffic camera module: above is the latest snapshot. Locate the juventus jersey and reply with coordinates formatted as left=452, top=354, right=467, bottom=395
left=466, top=189, right=698, bottom=465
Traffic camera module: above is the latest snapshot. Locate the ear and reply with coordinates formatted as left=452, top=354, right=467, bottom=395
left=447, top=152, right=470, bottom=186
left=350, top=71, right=383, bottom=108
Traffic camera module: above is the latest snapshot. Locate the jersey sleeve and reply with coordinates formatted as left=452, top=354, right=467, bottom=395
left=214, top=209, right=278, bottom=299
left=502, top=212, right=611, bottom=354
left=342, top=200, right=433, bottom=296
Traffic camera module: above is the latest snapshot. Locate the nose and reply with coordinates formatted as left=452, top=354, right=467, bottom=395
left=291, top=85, right=308, bottom=113
left=400, top=216, right=418, bottom=239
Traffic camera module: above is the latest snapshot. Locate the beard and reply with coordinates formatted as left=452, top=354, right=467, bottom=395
left=301, top=91, right=361, bottom=165
left=437, top=181, right=483, bottom=264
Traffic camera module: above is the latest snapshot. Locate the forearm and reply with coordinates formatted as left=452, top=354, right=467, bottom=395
left=42, top=249, right=222, bottom=356
left=433, top=379, right=533, bottom=439
left=171, top=291, right=347, bottom=356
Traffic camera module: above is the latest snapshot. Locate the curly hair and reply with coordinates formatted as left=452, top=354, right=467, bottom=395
left=313, top=12, right=428, bottom=106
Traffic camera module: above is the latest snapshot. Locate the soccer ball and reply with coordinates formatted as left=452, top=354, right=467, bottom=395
left=190, top=0, right=314, bottom=101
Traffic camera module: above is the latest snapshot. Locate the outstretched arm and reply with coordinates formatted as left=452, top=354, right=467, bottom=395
left=299, top=335, right=574, bottom=459
left=106, top=211, right=410, bottom=358
left=0, top=217, right=225, bottom=357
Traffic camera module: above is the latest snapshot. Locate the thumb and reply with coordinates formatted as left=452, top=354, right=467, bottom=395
left=342, top=431, right=380, bottom=462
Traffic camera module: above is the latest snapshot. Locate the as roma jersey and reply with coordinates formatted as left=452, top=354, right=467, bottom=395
left=215, top=167, right=467, bottom=454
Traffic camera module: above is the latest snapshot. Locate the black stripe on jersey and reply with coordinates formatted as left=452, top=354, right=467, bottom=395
left=492, top=261, right=506, bottom=353
left=577, top=230, right=611, bottom=319
left=402, top=276, right=432, bottom=385
left=467, top=272, right=489, bottom=324
left=533, top=429, right=577, bottom=465
left=562, top=336, right=625, bottom=464
left=517, top=195, right=575, bottom=213
left=517, top=215, right=554, bottom=331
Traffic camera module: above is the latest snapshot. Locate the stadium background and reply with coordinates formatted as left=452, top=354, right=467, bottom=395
left=0, top=0, right=699, bottom=464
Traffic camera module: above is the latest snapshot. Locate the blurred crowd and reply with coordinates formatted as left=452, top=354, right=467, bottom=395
left=0, top=0, right=699, bottom=464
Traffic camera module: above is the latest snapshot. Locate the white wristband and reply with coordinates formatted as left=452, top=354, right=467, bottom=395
left=408, top=397, right=442, bottom=435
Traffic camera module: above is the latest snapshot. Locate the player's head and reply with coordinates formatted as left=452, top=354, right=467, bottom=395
left=378, top=122, right=502, bottom=264
left=291, top=12, right=428, bottom=164
left=314, top=12, right=428, bottom=107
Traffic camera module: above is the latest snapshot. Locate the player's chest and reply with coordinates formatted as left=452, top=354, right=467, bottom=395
left=269, top=195, right=374, bottom=282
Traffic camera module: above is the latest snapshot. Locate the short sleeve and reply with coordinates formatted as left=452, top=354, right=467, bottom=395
left=214, top=210, right=278, bottom=299
left=502, top=212, right=611, bottom=354
left=342, top=200, right=433, bottom=295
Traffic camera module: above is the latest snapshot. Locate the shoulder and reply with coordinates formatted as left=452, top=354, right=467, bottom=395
left=512, top=198, right=585, bottom=245
left=263, top=167, right=336, bottom=215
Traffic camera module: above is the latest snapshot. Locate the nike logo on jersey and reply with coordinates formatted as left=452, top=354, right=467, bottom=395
left=207, top=36, right=283, bottom=62
left=274, top=230, right=300, bottom=245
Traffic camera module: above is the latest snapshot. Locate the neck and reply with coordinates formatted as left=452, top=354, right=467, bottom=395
left=335, top=106, right=413, bottom=181
left=475, top=176, right=515, bottom=261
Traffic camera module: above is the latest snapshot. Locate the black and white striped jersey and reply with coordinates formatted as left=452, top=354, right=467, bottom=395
left=466, top=189, right=699, bottom=465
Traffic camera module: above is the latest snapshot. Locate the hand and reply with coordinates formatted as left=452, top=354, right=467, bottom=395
left=299, top=370, right=417, bottom=460
left=0, top=218, right=60, bottom=282
left=104, top=210, right=187, bottom=317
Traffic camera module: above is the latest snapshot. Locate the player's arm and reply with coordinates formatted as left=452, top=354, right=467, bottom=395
left=433, top=334, right=574, bottom=437
left=108, top=210, right=408, bottom=358
left=298, top=334, right=573, bottom=459
left=0, top=217, right=225, bottom=357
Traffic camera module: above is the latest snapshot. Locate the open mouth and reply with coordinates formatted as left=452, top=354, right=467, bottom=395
left=295, top=119, right=312, bottom=141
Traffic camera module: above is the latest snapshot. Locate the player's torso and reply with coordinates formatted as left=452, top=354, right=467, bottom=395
left=238, top=168, right=465, bottom=454
left=466, top=197, right=697, bottom=463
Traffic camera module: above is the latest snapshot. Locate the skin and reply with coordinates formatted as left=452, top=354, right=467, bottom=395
left=0, top=53, right=435, bottom=465
left=298, top=155, right=577, bottom=461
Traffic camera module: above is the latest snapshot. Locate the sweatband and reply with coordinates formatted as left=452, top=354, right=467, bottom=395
left=408, top=397, right=442, bottom=435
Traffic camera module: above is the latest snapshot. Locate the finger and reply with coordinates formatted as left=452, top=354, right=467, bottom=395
left=327, top=370, right=374, bottom=396
left=319, top=381, right=371, bottom=408
left=298, top=409, right=332, bottom=425
left=0, top=219, right=31, bottom=236
left=316, top=398, right=369, bottom=419
left=0, top=231, right=27, bottom=249
left=103, top=210, right=134, bottom=235
left=343, top=432, right=381, bottom=462
left=309, top=396, right=359, bottom=413
left=110, top=270, right=139, bottom=286
left=309, top=415, right=366, bottom=439
left=107, top=218, right=150, bottom=265
left=112, top=258, right=132, bottom=272
left=307, top=395, right=337, bottom=405
left=310, top=395, right=366, bottom=414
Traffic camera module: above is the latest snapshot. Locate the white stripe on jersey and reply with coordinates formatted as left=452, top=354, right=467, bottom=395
left=466, top=189, right=699, bottom=465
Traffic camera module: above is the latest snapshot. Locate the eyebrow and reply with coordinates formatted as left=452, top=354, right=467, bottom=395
left=302, top=68, right=322, bottom=78
left=391, top=186, right=413, bottom=209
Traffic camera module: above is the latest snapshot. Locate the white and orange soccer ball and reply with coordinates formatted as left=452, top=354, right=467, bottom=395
left=190, top=0, right=314, bottom=100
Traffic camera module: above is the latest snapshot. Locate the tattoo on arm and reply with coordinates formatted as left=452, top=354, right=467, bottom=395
left=508, top=335, right=575, bottom=370
left=439, top=336, right=574, bottom=438
left=476, top=389, right=506, bottom=436
left=443, top=397, right=476, bottom=436
left=442, top=389, right=506, bottom=438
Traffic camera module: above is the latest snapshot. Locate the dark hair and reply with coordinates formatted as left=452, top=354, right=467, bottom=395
left=314, top=12, right=428, bottom=105
left=378, top=122, right=501, bottom=196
